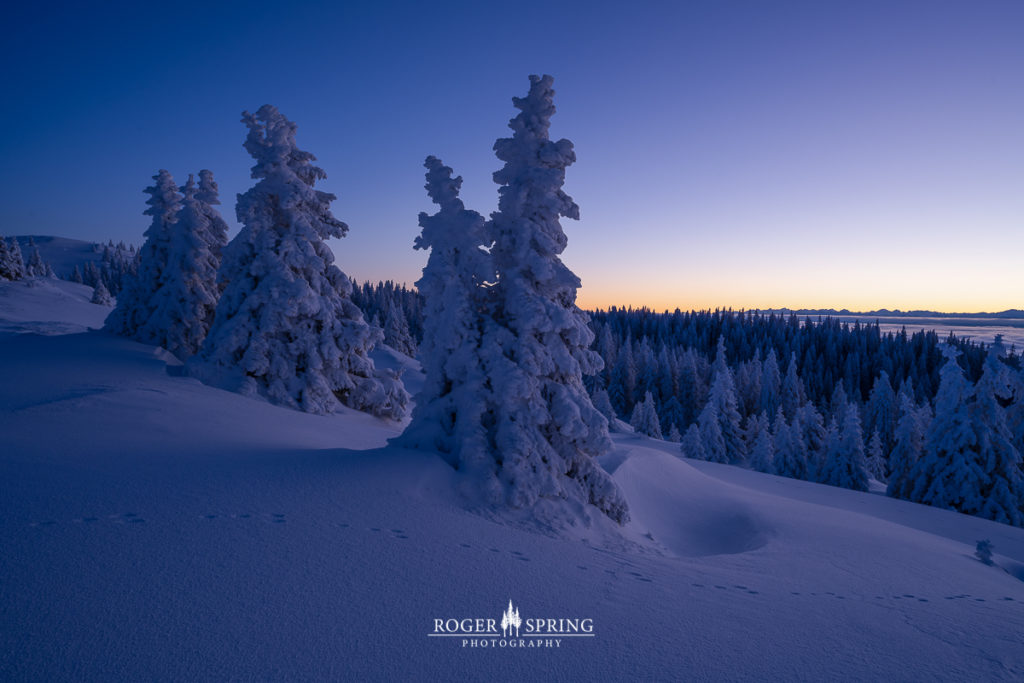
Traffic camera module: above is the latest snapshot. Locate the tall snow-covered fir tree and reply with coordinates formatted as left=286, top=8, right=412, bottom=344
left=972, top=336, right=1024, bottom=526
left=142, top=174, right=224, bottom=360
left=392, top=156, right=495, bottom=487
left=477, top=75, right=628, bottom=524
left=909, top=345, right=984, bottom=515
left=105, top=170, right=181, bottom=338
left=191, top=106, right=407, bottom=418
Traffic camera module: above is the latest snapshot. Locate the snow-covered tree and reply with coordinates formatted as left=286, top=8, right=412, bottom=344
left=91, top=281, right=113, bottom=306
left=866, top=370, right=898, bottom=455
left=704, top=336, right=745, bottom=462
left=194, top=169, right=230, bottom=263
left=474, top=76, right=628, bottom=523
left=760, top=348, right=781, bottom=419
left=105, top=170, right=181, bottom=338
left=749, top=412, right=775, bottom=473
left=909, top=345, right=984, bottom=515
left=69, top=265, right=84, bottom=284
left=191, top=106, right=407, bottom=418
left=795, top=403, right=828, bottom=480
left=630, top=390, right=663, bottom=439
left=781, top=352, right=806, bottom=421
left=667, top=424, right=682, bottom=443
left=972, top=336, right=1024, bottom=526
left=681, top=423, right=707, bottom=460
left=384, top=301, right=417, bottom=357
left=141, top=174, right=224, bottom=360
left=0, top=237, right=26, bottom=281
left=659, top=395, right=685, bottom=439
left=819, top=403, right=869, bottom=491
left=773, top=406, right=808, bottom=480
left=25, top=238, right=45, bottom=277
left=393, top=156, right=494, bottom=481
left=886, top=393, right=926, bottom=499
left=866, top=429, right=886, bottom=483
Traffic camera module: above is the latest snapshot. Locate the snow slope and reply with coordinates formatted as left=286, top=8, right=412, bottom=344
left=2, top=285, right=1023, bottom=681
left=10, top=236, right=122, bottom=280
left=0, top=278, right=110, bottom=335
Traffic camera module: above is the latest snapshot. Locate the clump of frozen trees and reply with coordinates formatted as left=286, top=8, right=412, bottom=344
left=0, top=236, right=57, bottom=281
left=396, top=76, right=628, bottom=524
left=106, top=106, right=407, bottom=420
left=190, top=106, right=407, bottom=418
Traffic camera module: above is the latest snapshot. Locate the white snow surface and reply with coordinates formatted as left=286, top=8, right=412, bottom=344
left=2, top=283, right=1024, bottom=681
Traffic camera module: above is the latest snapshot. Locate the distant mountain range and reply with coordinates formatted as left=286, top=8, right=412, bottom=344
left=754, top=308, right=1024, bottom=319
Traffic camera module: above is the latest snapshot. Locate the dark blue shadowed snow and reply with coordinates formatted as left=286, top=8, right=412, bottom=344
left=2, top=280, right=1024, bottom=681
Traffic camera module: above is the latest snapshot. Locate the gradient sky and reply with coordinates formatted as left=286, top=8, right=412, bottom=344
left=2, top=0, right=1021, bottom=312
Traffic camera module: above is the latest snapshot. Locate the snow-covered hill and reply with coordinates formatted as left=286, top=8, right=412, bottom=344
left=10, top=235, right=131, bottom=280
left=2, top=283, right=1023, bottom=681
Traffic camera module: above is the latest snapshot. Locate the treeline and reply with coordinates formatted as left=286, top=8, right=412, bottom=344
left=585, top=307, right=1024, bottom=526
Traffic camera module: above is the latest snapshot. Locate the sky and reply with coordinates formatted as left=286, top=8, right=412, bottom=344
left=1, top=0, right=1021, bottom=313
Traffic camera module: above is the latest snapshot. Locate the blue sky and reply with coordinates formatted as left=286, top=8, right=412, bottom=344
left=2, top=0, right=1022, bottom=311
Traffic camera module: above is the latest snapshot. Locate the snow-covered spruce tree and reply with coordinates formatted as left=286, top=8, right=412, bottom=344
left=704, top=336, right=746, bottom=462
left=141, top=174, right=223, bottom=360
left=0, top=236, right=25, bottom=281
left=6, top=238, right=26, bottom=280
left=886, top=393, right=926, bottom=499
left=866, top=429, right=886, bottom=483
left=972, top=336, right=1024, bottom=526
left=191, top=106, right=407, bottom=418
left=773, top=406, right=808, bottom=480
left=194, top=169, right=230, bottom=263
left=384, top=301, right=417, bottom=357
left=909, top=345, right=984, bottom=515
left=796, top=403, right=828, bottom=480
left=1009, top=367, right=1024, bottom=458
left=25, top=239, right=51, bottom=277
left=91, top=281, right=113, bottom=306
left=819, top=403, right=869, bottom=491
left=105, top=170, right=181, bottom=338
left=781, top=352, right=806, bottom=421
left=392, top=156, right=494, bottom=485
left=696, top=398, right=728, bottom=462
left=667, top=424, right=682, bottom=443
left=681, top=423, right=707, bottom=460
left=866, top=370, right=898, bottom=454
left=749, top=412, right=775, bottom=473
left=630, top=390, right=663, bottom=439
left=477, top=75, right=628, bottom=523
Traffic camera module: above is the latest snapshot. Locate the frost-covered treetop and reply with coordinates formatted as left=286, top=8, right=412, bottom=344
left=420, top=155, right=465, bottom=215
left=196, top=169, right=220, bottom=206
left=181, top=173, right=197, bottom=201
left=144, top=169, right=182, bottom=229
left=238, top=105, right=348, bottom=241
left=491, top=75, right=580, bottom=275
